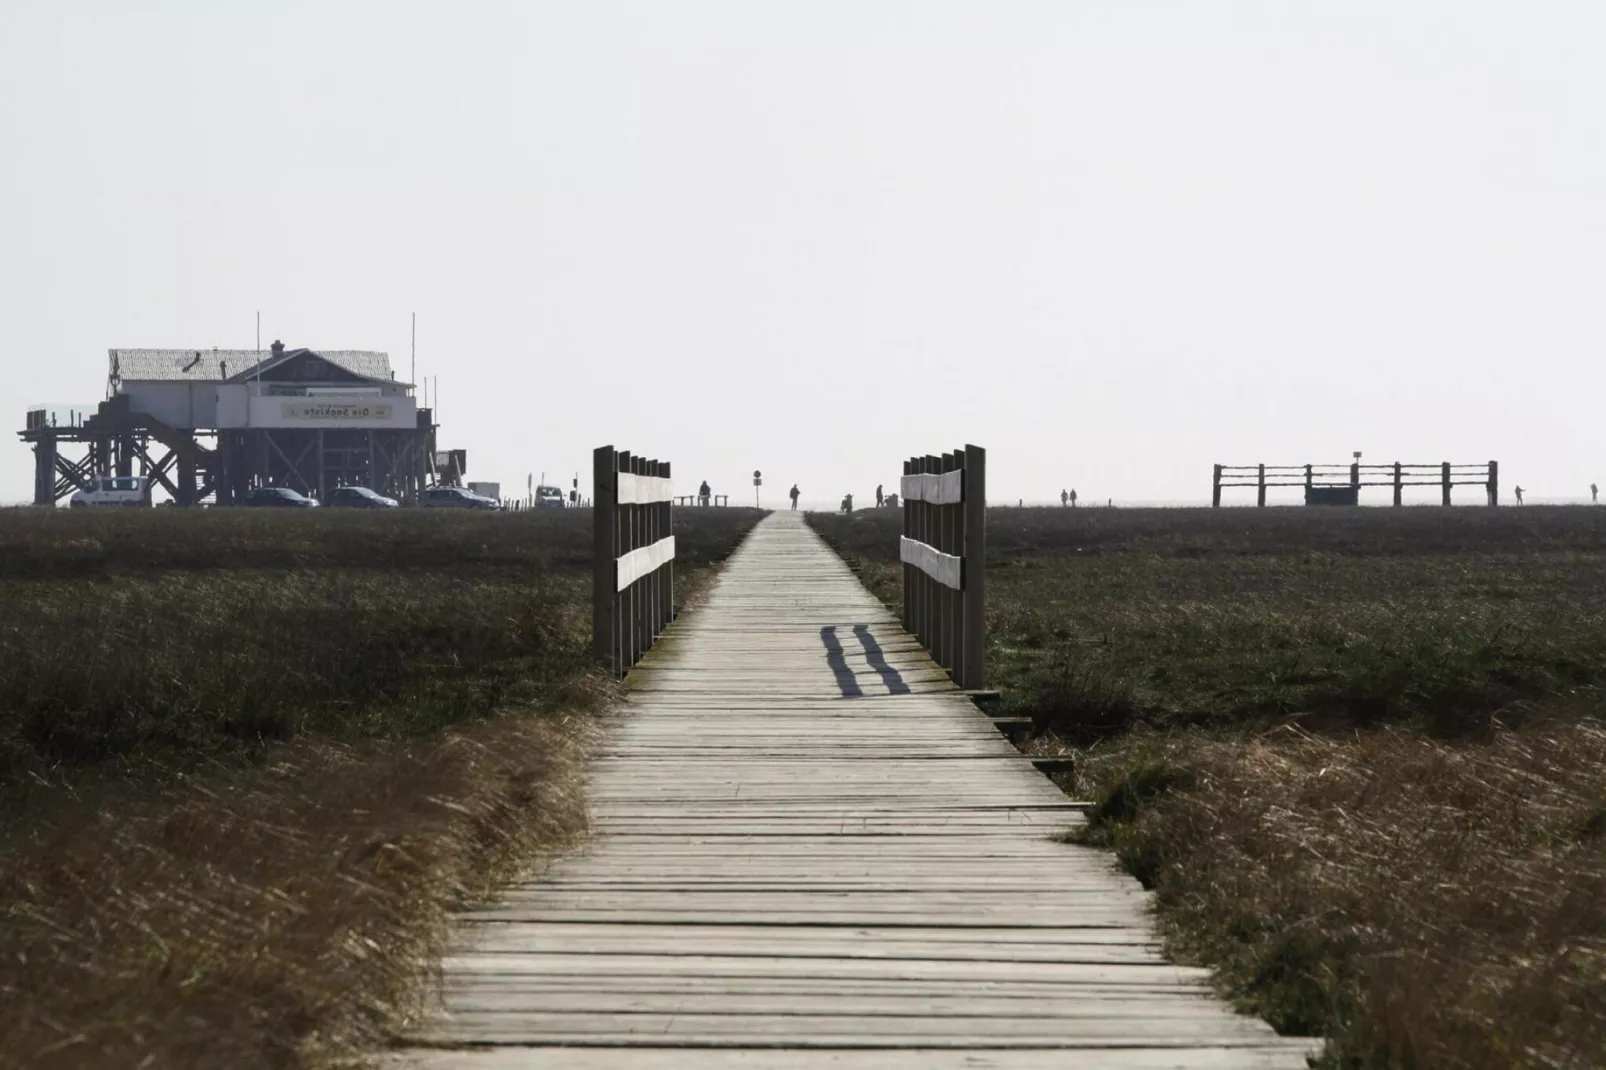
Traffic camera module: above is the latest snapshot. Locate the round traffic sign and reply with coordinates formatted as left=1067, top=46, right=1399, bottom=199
left=753, top=470, right=762, bottom=479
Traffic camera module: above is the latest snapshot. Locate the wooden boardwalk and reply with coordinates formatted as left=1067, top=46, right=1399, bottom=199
left=394, top=512, right=1317, bottom=1068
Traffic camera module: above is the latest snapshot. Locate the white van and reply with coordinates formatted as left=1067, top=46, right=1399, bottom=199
left=69, top=475, right=151, bottom=508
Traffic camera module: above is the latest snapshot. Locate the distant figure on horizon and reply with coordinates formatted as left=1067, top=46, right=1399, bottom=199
left=1515, top=485, right=1525, bottom=505
left=876, top=484, right=884, bottom=508
left=1108, top=498, right=1112, bottom=508
left=1060, top=489, right=1068, bottom=507
left=1593, top=483, right=1599, bottom=504
left=1070, top=489, right=1078, bottom=508
left=842, top=493, right=854, bottom=513
left=698, top=480, right=711, bottom=507
left=789, top=484, right=800, bottom=510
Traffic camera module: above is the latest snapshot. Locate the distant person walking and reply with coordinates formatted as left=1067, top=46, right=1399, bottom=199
left=1515, top=485, right=1525, bottom=505
left=1070, top=489, right=1078, bottom=508
left=876, top=484, right=884, bottom=508
left=789, top=484, right=800, bottom=510
left=698, top=480, right=711, bottom=507
left=1593, top=483, right=1599, bottom=504
left=1060, top=489, right=1068, bottom=507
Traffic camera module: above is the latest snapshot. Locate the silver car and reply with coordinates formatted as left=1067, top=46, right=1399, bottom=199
left=419, top=486, right=499, bottom=510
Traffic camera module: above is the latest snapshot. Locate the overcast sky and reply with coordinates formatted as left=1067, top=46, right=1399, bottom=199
left=2, top=1, right=1602, bottom=506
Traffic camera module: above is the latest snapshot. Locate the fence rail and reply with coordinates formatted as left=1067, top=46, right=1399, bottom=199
left=1213, top=460, right=1499, bottom=507
left=593, top=445, right=675, bottom=675
left=899, top=445, right=986, bottom=689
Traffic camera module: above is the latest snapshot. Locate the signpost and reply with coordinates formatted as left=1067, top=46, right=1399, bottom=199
left=753, top=469, right=762, bottom=508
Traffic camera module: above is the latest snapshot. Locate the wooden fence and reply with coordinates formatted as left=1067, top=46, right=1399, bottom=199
left=1213, top=461, right=1499, bottom=507
left=592, top=446, right=675, bottom=675
left=899, top=445, right=986, bottom=689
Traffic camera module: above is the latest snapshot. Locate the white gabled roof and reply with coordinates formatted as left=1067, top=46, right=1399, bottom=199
left=110, top=349, right=394, bottom=383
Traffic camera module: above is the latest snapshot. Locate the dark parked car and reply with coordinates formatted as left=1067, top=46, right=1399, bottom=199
left=418, top=486, right=499, bottom=510
left=324, top=486, right=399, bottom=509
left=241, top=486, right=319, bottom=508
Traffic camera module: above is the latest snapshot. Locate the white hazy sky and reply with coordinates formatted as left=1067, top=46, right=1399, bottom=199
left=3, top=1, right=1603, bottom=506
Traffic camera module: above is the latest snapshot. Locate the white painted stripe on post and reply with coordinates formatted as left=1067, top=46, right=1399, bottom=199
left=616, top=535, right=676, bottom=591
left=615, top=474, right=675, bottom=505
left=899, top=470, right=963, bottom=505
left=899, top=535, right=963, bottom=591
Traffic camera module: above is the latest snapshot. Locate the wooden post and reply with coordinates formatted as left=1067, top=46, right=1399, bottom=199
left=1212, top=464, right=1222, bottom=508
left=925, top=454, right=940, bottom=650
left=1257, top=464, right=1266, bottom=507
left=1305, top=464, right=1313, bottom=502
left=1441, top=462, right=1452, bottom=507
left=1350, top=461, right=1360, bottom=490
left=944, top=446, right=957, bottom=671
left=1487, top=460, right=1499, bottom=506
left=1393, top=462, right=1402, bottom=507
left=959, top=444, right=986, bottom=690
left=901, top=458, right=913, bottom=634
left=662, top=460, right=675, bottom=625
left=592, top=445, right=616, bottom=672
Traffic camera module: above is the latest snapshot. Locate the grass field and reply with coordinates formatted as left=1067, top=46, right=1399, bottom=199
left=0, top=506, right=763, bottom=1069
left=809, top=505, right=1606, bottom=1070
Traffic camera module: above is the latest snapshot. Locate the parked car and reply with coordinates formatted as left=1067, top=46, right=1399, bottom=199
left=418, top=486, right=499, bottom=510
left=534, top=484, right=565, bottom=508
left=69, top=475, right=150, bottom=508
left=241, top=486, right=319, bottom=508
left=324, top=486, right=399, bottom=509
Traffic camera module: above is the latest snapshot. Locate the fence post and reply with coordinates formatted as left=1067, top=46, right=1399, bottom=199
left=1350, top=460, right=1360, bottom=490
left=1212, top=464, right=1222, bottom=508
left=1394, top=462, right=1403, bottom=507
left=592, top=445, right=616, bottom=672
left=901, top=458, right=913, bottom=634
left=1305, top=464, right=1313, bottom=502
left=616, top=450, right=633, bottom=669
left=959, top=444, right=986, bottom=690
left=662, top=460, right=675, bottom=624
left=1487, top=460, right=1498, bottom=506
left=1257, top=464, right=1266, bottom=507
left=1441, top=462, right=1452, bottom=507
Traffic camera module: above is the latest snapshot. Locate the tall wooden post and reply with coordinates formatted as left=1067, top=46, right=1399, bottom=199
left=1212, top=464, right=1222, bottom=508
left=1350, top=461, right=1360, bottom=489
left=1305, top=464, right=1313, bottom=500
left=592, top=446, right=617, bottom=672
left=1393, top=462, right=1403, bottom=507
left=1441, top=462, right=1452, bottom=506
left=662, top=460, right=674, bottom=627
left=1257, top=464, right=1266, bottom=507
left=959, top=444, right=986, bottom=690
left=901, top=458, right=914, bottom=633
left=1487, top=460, right=1499, bottom=506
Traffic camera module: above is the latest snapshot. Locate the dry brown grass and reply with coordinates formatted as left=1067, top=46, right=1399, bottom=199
left=0, top=708, right=598, bottom=1069
left=1074, top=720, right=1606, bottom=1068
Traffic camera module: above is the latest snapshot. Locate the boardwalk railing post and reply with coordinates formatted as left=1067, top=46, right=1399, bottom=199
left=1257, top=464, right=1266, bottom=507
left=1212, top=464, right=1222, bottom=508
left=905, top=456, right=918, bottom=633
left=959, top=443, right=986, bottom=690
left=594, top=445, right=677, bottom=676
left=1442, top=461, right=1451, bottom=507
left=592, top=445, right=617, bottom=673
left=1487, top=460, right=1498, bottom=506
left=1394, top=462, right=1403, bottom=507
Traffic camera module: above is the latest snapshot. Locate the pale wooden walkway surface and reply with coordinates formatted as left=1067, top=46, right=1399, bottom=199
left=394, top=512, right=1317, bottom=1068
